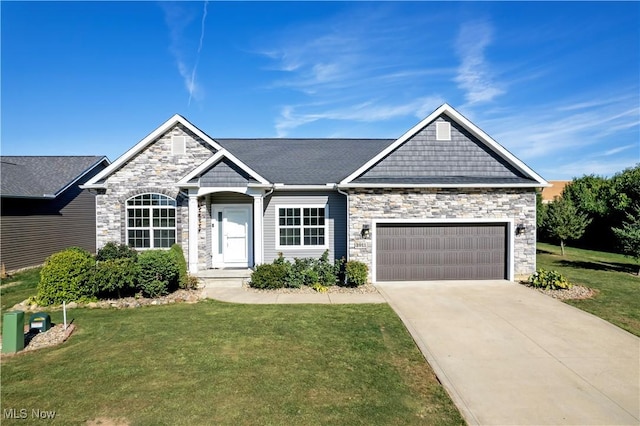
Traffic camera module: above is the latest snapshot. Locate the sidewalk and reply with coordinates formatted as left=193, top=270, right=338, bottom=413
left=202, top=286, right=386, bottom=304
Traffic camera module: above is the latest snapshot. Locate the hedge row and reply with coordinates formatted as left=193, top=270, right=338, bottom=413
left=249, top=250, right=368, bottom=290
left=36, top=242, right=195, bottom=306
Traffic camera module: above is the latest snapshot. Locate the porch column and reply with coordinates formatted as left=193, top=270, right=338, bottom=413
left=252, top=194, right=264, bottom=265
left=188, top=192, right=199, bottom=273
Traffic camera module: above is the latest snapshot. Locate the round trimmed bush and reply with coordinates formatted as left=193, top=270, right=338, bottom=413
left=137, top=250, right=179, bottom=297
left=37, top=247, right=96, bottom=306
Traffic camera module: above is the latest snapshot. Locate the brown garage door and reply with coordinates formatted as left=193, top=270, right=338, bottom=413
left=376, top=223, right=507, bottom=281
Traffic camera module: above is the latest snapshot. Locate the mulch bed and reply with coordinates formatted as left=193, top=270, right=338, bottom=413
left=519, top=281, right=597, bottom=300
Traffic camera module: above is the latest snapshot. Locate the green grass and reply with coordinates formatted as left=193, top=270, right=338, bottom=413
left=0, top=268, right=40, bottom=328
left=537, top=242, right=640, bottom=337
left=1, top=301, right=463, bottom=425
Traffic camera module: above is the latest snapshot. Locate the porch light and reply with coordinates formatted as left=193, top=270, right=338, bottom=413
left=361, top=224, right=371, bottom=239
left=515, top=224, right=526, bottom=236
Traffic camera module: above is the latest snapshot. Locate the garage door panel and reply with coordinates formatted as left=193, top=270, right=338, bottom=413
left=376, top=223, right=507, bottom=281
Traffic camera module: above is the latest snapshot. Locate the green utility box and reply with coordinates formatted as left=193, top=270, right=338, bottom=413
left=29, top=312, right=51, bottom=333
left=2, top=311, right=25, bottom=354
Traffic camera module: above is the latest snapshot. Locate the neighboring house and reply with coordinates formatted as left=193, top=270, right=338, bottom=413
left=541, top=180, right=571, bottom=204
left=83, top=104, right=547, bottom=282
left=1, top=156, right=110, bottom=271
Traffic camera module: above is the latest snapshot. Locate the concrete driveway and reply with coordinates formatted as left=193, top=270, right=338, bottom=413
left=376, top=280, right=640, bottom=426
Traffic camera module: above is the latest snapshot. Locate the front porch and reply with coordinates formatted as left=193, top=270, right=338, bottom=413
left=196, top=268, right=253, bottom=288
left=186, top=187, right=268, bottom=274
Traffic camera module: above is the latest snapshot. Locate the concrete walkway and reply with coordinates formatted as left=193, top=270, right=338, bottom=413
left=377, top=280, right=640, bottom=426
left=203, top=286, right=386, bottom=304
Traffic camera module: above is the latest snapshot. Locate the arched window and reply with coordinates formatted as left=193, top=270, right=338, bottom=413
left=126, top=194, right=176, bottom=248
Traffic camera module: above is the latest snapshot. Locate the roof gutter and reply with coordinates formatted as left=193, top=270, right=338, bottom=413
left=337, top=182, right=550, bottom=189
left=271, top=183, right=336, bottom=191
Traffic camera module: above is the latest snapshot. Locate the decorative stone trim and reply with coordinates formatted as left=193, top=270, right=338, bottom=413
left=347, top=187, right=536, bottom=281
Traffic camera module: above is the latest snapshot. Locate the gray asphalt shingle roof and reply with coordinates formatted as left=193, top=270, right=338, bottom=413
left=216, top=138, right=395, bottom=185
left=1, top=156, right=107, bottom=198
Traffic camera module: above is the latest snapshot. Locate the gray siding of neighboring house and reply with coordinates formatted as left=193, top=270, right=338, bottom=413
left=263, top=190, right=347, bottom=263
left=355, top=114, right=527, bottom=181
left=0, top=165, right=106, bottom=271
left=200, top=158, right=257, bottom=187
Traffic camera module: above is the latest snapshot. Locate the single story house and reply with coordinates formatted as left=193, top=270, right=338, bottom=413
left=1, top=156, right=110, bottom=271
left=83, top=104, right=547, bottom=282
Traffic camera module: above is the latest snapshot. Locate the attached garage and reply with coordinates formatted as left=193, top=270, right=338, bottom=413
left=375, top=222, right=508, bottom=281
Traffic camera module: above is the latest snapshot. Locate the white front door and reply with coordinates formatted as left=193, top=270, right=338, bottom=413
left=212, top=205, right=252, bottom=267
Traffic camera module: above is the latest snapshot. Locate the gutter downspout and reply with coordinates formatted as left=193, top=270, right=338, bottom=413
left=335, top=185, right=350, bottom=262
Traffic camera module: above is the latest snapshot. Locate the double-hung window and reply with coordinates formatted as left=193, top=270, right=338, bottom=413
left=126, top=194, right=176, bottom=249
left=277, top=206, right=327, bottom=248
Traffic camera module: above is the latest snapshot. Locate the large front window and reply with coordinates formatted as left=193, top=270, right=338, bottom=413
left=277, top=206, right=327, bottom=247
left=126, top=194, right=176, bottom=248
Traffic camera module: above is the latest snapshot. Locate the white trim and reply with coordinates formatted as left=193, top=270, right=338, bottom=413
left=251, top=194, right=264, bottom=266
left=272, top=184, right=335, bottom=190
left=64, top=157, right=111, bottom=194
left=436, top=121, right=451, bottom=141
left=177, top=150, right=270, bottom=186
left=171, top=136, right=186, bottom=155
left=338, top=183, right=549, bottom=189
left=125, top=193, right=177, bottom=250
left=211, top=204, right=253, bottom=268
left=340, top=103, right=548, bottom=187
left=85, top=114, right=226, bottom=187
left=370, top=218, right=515, bottom=283
left=188, top=192, right=199, bottom=273
left=274, top=204, right=330, bottom=250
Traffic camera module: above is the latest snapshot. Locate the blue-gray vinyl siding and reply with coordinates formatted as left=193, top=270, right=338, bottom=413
left=263, top=190, right=347, bottom=263
left=199, top=158, right=257, bottom=187
left=354, top=114, right=529, bottom=183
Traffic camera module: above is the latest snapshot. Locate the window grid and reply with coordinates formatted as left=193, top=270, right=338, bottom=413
left=278, top=206, right=326, bottom=247
left=126, top=194, right=177, bottom=249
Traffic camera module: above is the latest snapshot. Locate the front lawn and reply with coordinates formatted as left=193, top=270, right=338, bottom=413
left=0, top=268, right=40, bottom=328
left=537, top=242, right=640, bottom=337
left=1, top=301, right=463, bottom=425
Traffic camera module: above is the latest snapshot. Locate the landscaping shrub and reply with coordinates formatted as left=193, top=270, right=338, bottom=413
left=169, top=244, right=188, bottom=288
left=91, top=257, right=139, bottom=299
left=37, top=247, right=96, bottom=305
left=137, top=250, right=179, bottom=297
left=286, top=257, right=314, bottom=288
left=335, top=257, right=347, bottom=285
left=96, top=241, right=138, bottom=261
left=528, top=268, right=573, bottom=290
left=315, top=250, right=337, bottom=287
left=345, top=261, right=368, bottom=287
left=250, top=262, right=290, bottom=289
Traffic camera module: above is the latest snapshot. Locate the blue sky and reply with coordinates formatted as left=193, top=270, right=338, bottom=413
left=2, top=1, right=638, bottom=180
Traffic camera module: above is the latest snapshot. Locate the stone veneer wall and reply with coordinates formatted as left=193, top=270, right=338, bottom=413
left=347, top=188, right=536, bottom=282
left=95, top=124, right=214, bottom=265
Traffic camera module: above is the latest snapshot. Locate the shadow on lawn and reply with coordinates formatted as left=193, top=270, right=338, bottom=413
left=556, top=259, right=637, bottom=275
left=536, top=248, right=554, bottom=255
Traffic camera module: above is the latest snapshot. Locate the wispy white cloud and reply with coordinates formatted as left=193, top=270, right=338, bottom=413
left=253, top=5, right=450, bottom=136
left=603, top=143, right=637, bottom=156
left=161, top=1, right=209, bottom=106
left=275, top=96, right=444, bottom=137
left=479, top=90, right=639, bottom=178
left=454, top=20, right=504, bottom=105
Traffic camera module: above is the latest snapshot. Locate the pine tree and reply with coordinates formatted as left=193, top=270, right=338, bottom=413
left=612, top=205, right=640, bottom=275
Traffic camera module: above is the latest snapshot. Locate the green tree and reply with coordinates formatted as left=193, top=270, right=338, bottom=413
left=562, top=174, right=610, bottom=217
left=612, top=205, right=640, bottom=276
left=609, top=165, right=640, bottom=216
left=544, top=197, right=592, bottom=256
left=535, top=190, right=546, bottom=229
